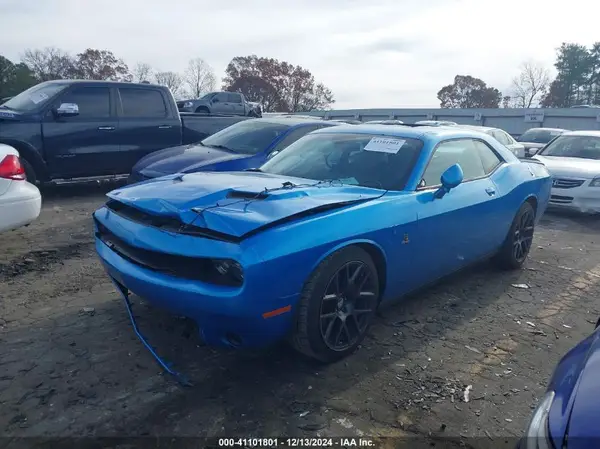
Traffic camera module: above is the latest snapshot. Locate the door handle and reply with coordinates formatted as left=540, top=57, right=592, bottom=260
left=98, top=126, right=115, bottom=131
left=485, top=187, right=496, bottom=196
left=158, top=125, right=173, bottom=129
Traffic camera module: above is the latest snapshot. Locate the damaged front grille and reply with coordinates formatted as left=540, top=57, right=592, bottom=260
left=94, top=218, right=241, bottom=286
left=105, top=200, right=238, bottom=242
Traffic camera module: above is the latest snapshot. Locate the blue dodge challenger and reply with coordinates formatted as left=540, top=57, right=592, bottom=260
left=94, top=124, right=551, bottom=363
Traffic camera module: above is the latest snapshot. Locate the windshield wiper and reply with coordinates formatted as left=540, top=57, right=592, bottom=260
left=0, top=105, right=13, bottom=110
left=244, top=168, right=262, bottom=172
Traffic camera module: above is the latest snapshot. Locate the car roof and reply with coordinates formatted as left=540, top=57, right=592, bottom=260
left=561, top=130, right=600, bottom=137
left=523, top=127, right=568, bottom=132
left=311, top=123, right=494, bottom=142
left=455, top=125, right=496, bottom=132
left=43, top=79, right=161, bottom=88
left=256, top=117, right=337, bottom=126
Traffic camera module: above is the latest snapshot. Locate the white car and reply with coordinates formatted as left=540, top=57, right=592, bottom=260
left=456, top=125, right=526, bottom=158
left=0, top=144, right=42, bottom=233
left=533, top=130, right=600, bottom=214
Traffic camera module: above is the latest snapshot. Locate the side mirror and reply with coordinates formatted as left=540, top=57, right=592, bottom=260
left=212, top=97, right=219, bottom=103
left=56, top=103, right=79, bottom=117
left=434, top=164, right=463, bottom=199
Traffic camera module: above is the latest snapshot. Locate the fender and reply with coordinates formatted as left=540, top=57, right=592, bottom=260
left=0, top=138, right=48, bottom=181
left=308, top=238, right=389, bottom=300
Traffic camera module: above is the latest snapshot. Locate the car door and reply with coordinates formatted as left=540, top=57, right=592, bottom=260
left=210, top=92, right=232, bottom=114
left=412, top=138, right=503, bottom=282
left=43, top=85, right=119, bottom=178
left=228, top=93, right=245, bottom=115
left=116, top=86, right=181, bottom=173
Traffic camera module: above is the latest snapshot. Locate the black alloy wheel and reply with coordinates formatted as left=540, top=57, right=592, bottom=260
left=291, top=246, right=380, bottom=362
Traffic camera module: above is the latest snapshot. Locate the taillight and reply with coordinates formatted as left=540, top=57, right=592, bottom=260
left=0, top=154, right=26, bottom=180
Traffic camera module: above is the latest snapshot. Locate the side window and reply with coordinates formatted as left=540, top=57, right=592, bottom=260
left=421, top=139, right=486, bottom=187
left=473, top=140, right=503, bottom=174
left=213, top=93, right=228, bottom=103
left=228, top=93, right=242, bottom=103
left=119, top=88, right=167, bottom=118
left=270, top=126, right=320, bottom=153
left=502, top=131, right=516, bottom=144
left=493, top=130, right=510, bottom=145
left=59, top=87, right=110, bottom=118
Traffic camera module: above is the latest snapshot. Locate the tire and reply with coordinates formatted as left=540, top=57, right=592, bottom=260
left=494, top=201, right=536, bottom=270
left=195, top=106, right=209, bottom=114
left=248, top=111, right=258, bottom=118
left=21, top=158, right=37, bottom=185
left=290, top=246, right=380, bottom=362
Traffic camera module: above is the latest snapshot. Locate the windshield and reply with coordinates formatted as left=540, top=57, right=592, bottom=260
left=261, top=132, right=424, bottom=190
left=539, top=135, right=600, bottom=160
left=1, top=82, right=68, bottom=112
left=200, top=92, right=216, bottom=100
left=518, top=129, right=563, bottom=143
left=201, top=120, right=291, bottom=155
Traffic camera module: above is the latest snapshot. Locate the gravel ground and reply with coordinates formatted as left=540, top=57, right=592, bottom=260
left=1, top=182, right=599, bottom=447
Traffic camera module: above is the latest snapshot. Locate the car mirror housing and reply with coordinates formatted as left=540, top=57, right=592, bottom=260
left=435, top=164, right=463, bottom=199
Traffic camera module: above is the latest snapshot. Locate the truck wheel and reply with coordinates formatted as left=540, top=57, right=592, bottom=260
left=290, top=246, right=380, bottom=363
left=195, top=106, right=209, bottom=114
left=248, top=111, right=258, bottom=118
left=21, top=158, right=38, bottom=185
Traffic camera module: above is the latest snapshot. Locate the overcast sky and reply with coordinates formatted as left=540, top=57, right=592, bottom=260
left=1, top=0, right=599, bottom=109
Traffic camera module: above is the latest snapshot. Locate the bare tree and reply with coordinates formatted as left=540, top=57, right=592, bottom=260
left=511, top=61, right=551, bottom=108
left=154, top=71, right=184, bottom=98
left=133, top=62, right=153, bottom=83
left=21, top=47, right=75, bottom=81
left=184, top=57, right=216, bottom=98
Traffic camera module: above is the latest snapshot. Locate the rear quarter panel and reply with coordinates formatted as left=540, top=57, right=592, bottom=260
left=492, top=160, right=551, bottom=227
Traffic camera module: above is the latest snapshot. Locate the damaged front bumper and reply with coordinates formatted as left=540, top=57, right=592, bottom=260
left=93, top=209, right=299, bottom=350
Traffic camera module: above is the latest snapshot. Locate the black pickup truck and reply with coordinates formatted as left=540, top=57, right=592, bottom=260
left=0, top=80, right=249, bottom=184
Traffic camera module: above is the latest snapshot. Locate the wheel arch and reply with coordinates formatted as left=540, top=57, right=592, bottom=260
left=309, top=239, right=388, bottom=301
left=524, top=194, right=538, bottom=216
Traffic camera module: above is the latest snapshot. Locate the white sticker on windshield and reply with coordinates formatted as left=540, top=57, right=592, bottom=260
left=363, top=137, right=406, bottom=154
left=29, top=92, right=49, bottom=104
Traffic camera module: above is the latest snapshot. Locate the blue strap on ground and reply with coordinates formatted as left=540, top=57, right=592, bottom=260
left=110, top=278, right=193, bottom=387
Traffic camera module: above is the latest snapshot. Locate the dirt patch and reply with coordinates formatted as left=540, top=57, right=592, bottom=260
left=0, top=187, right=599, bottom=442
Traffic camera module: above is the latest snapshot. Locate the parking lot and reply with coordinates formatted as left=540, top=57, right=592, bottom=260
left=1, top=182, right=599, bottom=444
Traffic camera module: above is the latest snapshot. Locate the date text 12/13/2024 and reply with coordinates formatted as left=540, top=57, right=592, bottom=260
left=218, top=438, right=376, bottom=447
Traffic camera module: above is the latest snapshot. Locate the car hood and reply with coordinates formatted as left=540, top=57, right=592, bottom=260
left=533, top=155, right=600, bottom=179
left=548, top=328, right=600, bottom=449
left=105, top=171, right=382, bottom=239
left=0, top=109, right=23, bottom=121
left=133, top=143, right=248, bottom=177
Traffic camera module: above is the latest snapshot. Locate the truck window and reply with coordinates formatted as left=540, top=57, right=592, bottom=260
left=59, top=87, right=110, bottom=118
left=119, top=88, right=167, bottom=117
left=213, top=93, right=229, bottom=103
left=228, top=93, right=242, bottom=103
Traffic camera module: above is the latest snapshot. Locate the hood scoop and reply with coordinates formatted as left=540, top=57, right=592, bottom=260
left=226, top=190, right=269, bottom=200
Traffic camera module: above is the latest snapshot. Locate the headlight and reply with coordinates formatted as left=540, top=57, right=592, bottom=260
left=590, top=177, right=600, bottom=187
left=522, top=391, right=555, bottom=449
left=183, top=101, right=193, bottom=108
left=212, top=259, right=244, bottom=286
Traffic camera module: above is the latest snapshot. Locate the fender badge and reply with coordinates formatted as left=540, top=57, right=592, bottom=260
left=402, top=233, right=410, bottom=244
